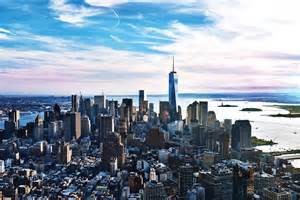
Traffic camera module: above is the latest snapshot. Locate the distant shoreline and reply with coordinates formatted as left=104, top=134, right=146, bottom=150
left=252, top=136, right=277, bottom=146
left=268, top=105, right=300, bottom=118
left=241, top=108, right=262, bottom=112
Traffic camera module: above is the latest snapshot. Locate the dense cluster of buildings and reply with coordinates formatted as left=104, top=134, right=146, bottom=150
left=0, top=62, right=299, bottom=199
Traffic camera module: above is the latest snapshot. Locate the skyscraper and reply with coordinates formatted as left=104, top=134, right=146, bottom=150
left=34, top=114, right=44, bottom=141
left=71, top=95, right=78, bottom=112
left=168, top=56, right=178, bottom=121
left=7, top=109, right=20, bottom=130
left=96, top=115, right=114, bottom=141
left=231, top=120, right=252, bottom=152
left=179, top=164, right=194, bottom=197
left=64, top=112, right=81, bottom=141
left=138, top=90, right=145, bottom=112
left=198, top=101, right=208, bottom=126
left=94, top=95, right=105, bottom=109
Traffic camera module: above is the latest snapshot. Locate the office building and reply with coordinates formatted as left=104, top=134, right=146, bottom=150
left=263, top=187, right=291, bottom=200
left=64, top=112, right=81, bottom=141
left=96, top=115, right=114, bottom=141
left=128, top=172, right=144, bottom=193
left=48, top=121, right=58, bottom=140
left=84, top=98, right=92, bottom=121
left=207, top=111, right=217, bottom=129
left=232, top=162, right=254, bottom=200
left=231, top=120, right=252, bottom=152
left=179, top=164, right=194, bottom=197
left=94, top=95, right=105, bottom=109
left=191, top=123, right=206, bottom=146
left=122, top=98, right=134, bottom=126
left=159, top=101, right=170, bottom=124
left=199, top=163, right=233, bottom=200
left=71, top=95, right=78, bottom=112
left=57, top=142, right=72, bottom=164
left=0, top=160, right=5, bottom=173
left=107, top=100, right=117, bottom=117
left=254, top=172, right=275, bottom=196
left=168, top=56, right=178, bottom=122
left=187, top=101, right=199, bottom=124
left=138, top=90, right=145, bottom=112
left=34, top=114, right=44, bottom=141
left=8, top=109, right=20, bottom=129
left=5, top=109, right=20, bottom=134
left=186, top=184, right=205, bottom=200
left=102, top=132, right=125, bottom=169
left=81, top=115, right=91, bottom=137
left=145, top=127, right=168, bottom=149
left=144, top=181, right=167, bottom=200
left=4, top=120, right=17, bottom=137
left=198, top=101, right=208, bottom=126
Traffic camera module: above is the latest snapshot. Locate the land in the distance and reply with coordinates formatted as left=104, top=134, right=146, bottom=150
left=268, top=105, right=300, bottom=118
left=218, top=104, right=238, bottom=107
left=241, top=108, right=263, bottom=112
left=274, top=105, right=300, bottom=113
left=251, top=136, right=277, bottom=146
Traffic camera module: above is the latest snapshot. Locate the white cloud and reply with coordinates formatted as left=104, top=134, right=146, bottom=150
left=0, top=28, right=12, bottom=40
left=1, top=0, right=300, bottom=94
left=110, top=34, right=123, bottom=42
left=0, top=28, right=11, bottom=34
left=84, top=0, right=197, bottom=7
left=147, top=0, right=300, bottom=92
left=49, top=0, right=105, bottom=26
left=85, top=0, right=128, bottom=7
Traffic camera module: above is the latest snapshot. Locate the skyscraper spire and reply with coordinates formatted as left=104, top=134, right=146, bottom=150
left=172, top=56, right=175, bottom=72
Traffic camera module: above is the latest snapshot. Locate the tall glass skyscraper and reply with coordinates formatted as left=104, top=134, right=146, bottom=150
left=169, top=57, right=178, bottom=121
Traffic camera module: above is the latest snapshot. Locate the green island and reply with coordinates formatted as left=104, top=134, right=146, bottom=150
left=251, top=136, right=277, bottom=146
left=241, top=108, right=262, bottom=112
left=269, top=105, right=300, bottom=118
left=218, top=104, right=238, bottom=107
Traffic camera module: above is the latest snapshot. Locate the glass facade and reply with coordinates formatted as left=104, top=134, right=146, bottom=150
left=169, top=71, right=178, bottom=121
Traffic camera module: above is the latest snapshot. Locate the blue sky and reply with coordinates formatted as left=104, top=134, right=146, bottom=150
left=0, top=0, right=299, bottom=95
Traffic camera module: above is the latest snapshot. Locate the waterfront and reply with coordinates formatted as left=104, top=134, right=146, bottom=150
left=1, top=94, right=300, bottom=153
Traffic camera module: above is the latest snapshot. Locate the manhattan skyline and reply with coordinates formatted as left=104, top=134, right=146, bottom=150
left=1, top=0, right=300, bottom=95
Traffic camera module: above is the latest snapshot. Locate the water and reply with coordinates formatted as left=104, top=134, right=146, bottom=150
left=1, top=93, right=300, bottom=153
left=291, top=159, right=300, bottom=168
left=108, top=94, right=300, bottom=152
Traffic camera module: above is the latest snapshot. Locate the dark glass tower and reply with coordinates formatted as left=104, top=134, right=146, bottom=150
left=168, top=56, right=178, bottom=121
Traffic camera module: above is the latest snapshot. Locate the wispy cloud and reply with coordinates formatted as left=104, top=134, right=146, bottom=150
left=49, top=0, right=105, bottom=26
left=0, top=28, right=13, bottom=40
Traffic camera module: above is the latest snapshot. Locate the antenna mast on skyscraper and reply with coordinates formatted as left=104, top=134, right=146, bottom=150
left=172, top=55, right=175, bottom=72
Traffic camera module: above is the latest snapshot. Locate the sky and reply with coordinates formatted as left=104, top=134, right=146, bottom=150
left=0, top=0, right=300, bottom=95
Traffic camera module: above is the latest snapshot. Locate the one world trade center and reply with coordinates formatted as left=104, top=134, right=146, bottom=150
left=169, top=56, right=178, bottom=121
